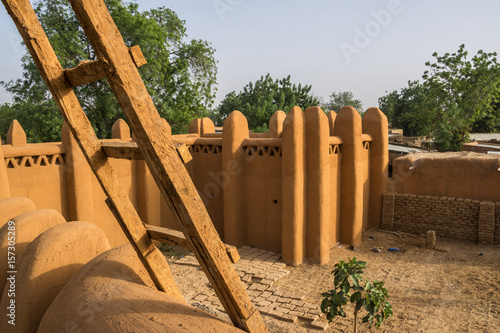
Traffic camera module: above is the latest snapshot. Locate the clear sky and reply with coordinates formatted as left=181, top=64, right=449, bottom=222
left=1, top=0, right=500, bottom=111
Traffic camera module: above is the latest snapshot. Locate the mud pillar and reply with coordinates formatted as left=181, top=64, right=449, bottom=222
left=305, top=107, right=330, bottom=264
left=269, top=110, right=286, bottom=138
left=201, top=117, right=215, bottom=136
left=7, top=120, right=27, bottom=146
left=362, top=108, right=389, bottom=229
left=125, top=118, right=161, bottom=226
left=222, top=111, right=248, bottom=247
left=0, top=140, right=10, bottom=199
left=136, top=160, right=161, bottom=226
left=334, top=107, right=364, bottom=246
left=327, top=111, right=337, bottom=136
left=188, top=118, right=202, bottom=135
left=62, top=122, right=94, bottom=222
left=281, top=107, right=306, bottom=266
left=111, top=119, right=131, bottom=140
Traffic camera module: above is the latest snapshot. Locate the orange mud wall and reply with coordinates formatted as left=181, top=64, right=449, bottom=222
left=0, top=106, right=388, bottom=266
left=385, top=152, right=500, bottom=245
left=389, top=152, right=500, bottom=202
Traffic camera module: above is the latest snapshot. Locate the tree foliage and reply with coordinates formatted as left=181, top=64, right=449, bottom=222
left=423, top=44, right=500, bottom=150
left=321, top=257, right=392, bottom=332
left=324, top=91, right=363, bottom=114
left=215, top=74, right=320, bottom=131
left=0, top=0, right=217, bottom=142
left=378, top=81, right=436, bottom=136
left=379, top=45, right=500, bottom=151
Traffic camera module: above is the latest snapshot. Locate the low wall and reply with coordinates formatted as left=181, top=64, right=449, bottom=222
left=462, top=141, right=500, bottom=154
left=381, top=193, right=498, bottom=245
left=496, top=204, right=500, bottom=246
left=384, top=150, right=500, bottom=245
left=389, top=152, right=500, bottom=202
left=1, top=106, right=389, bottom=265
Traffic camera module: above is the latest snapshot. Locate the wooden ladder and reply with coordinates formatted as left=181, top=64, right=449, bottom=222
left=2, top=0, right=267, bottom=331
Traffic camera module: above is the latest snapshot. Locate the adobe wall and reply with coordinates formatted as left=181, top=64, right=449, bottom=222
left=381, top=193, right=498, bottom=245
left=496, top=203, right=500, bottom=245
left=386, top=152, right=500, bottom=245
left=389, top=152, right=500, bottom=202
left=1, top=107, right=388, bottom=265
left=4, top=144, right=69, bottom=217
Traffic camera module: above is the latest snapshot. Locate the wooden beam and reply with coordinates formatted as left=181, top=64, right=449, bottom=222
left=1, top=0, right=184, bottom=301
left=64, top=59, right=105, bottom=87
left=67, top=0, right=266, bottom=331
left=101, top=141, right=193, bottom=163
left=129, top=45, right=147, bottom=67
left=146, top=224, right=191, bottom=249
left=146, top=224, right=240, bottom=264
left=175, top=143, right=193, bottom=163
left=225, top=245, right=241, bottom=264
left=101, top=141, right=143, bottom=160
left=64, top=46, right=146, bottom=87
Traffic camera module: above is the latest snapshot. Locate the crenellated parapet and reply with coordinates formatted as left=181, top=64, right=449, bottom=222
left=0, top=108, right=389, bottom=265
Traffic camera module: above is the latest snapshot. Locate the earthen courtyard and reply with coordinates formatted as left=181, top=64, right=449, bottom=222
left=168, top=230, right=500, bottom=332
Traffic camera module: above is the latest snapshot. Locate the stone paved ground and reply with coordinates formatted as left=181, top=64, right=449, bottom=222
left=169, top=230, right=500, bottom=332
left=173, top=246, right=329, bottom=330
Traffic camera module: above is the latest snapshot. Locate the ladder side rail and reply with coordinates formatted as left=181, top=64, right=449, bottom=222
left=1, top=0, right=184, bottom=300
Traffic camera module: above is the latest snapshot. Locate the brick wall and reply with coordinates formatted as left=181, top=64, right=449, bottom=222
left=496, top=203, right=500, bottom=245
left=382, top=193, right=497, bottom=244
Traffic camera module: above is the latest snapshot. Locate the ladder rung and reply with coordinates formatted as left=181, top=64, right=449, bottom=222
left=64, top=59, right=105, bottom=87
left=146, top=224, right=190, bottom=248
left=101, top=141, right=142, bottom=160
left=64, top=46, right=147, bottom=87
left=175, top=143, right=193, bottom=163
left=146, top=224, right=240, bottom=264
left=101, top=141, right=193, bottom=163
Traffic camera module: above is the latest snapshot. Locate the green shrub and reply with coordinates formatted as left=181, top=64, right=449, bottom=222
left=320, top=257, right=392, bottom=332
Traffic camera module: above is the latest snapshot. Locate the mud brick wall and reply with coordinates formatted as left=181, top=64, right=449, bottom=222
left=478, top=202, right=495, bottom=245
left=496, top=203, right=500, bottom=245
left=1, top=108, right=389, bottom=266
left=382, top=193, right=498, bottom=244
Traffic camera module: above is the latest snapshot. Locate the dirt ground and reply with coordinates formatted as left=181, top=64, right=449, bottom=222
left=166, top=230, right=500, bottom=332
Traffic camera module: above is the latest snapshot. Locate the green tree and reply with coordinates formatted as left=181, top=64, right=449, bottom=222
left=471, top=99, right=500, bottom=133
left=377, top=90, right=398, bottom=124
left=379, top=45, right=500, bottom=150
left=0, top=101, right=63, bottom=144
left=423, top=44, right=500, bottom=150
left=321, top=257, right=392, bottom=333
left=324, top=91, right=363, bottom=114
left=215, top=74, right=320, bottom=131
left=0, top=0, right=217, bottom=142
left=378, top=81, right=437, bottom=136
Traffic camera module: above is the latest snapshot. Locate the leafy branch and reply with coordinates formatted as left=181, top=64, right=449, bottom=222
left=321, top=257, right=392, bottom=332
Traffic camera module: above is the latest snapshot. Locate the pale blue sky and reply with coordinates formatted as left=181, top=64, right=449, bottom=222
left=1, top=0, right=500, bottom=110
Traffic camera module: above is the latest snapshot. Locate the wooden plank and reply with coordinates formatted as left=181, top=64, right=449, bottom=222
left=64, top=46, right=146, bottom=87
left=67, top=0, right=266, bottom=331
left=146, top=224, right=240, bottom=264
left=101, top=141, right=142, bottom=160
left=101, top=141, right=192, bottom=163
left=176, top=143, right=193, bottom=163
left=225, top=245, right=241, bottom=264
left=1, top=0, right=184, bottom=301
left=64, top=59, right=105, bottom=87
left=129, top=45, right=147, bottom=67
left=146, top=224, right=191, bottom=249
